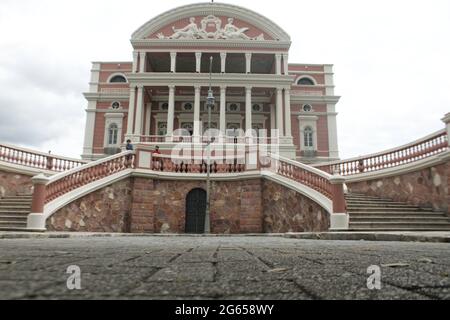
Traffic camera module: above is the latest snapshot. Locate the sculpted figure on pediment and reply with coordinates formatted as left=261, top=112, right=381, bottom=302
left=156, top=15, right=265, bottom=41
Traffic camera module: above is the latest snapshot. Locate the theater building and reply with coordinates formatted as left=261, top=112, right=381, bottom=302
left=81, top=2, right=341, bottom=163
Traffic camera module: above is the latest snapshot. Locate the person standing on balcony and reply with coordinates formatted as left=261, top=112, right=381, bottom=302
left=153, top=146, right=163, bottom=170
left=126, top=140, right=134, bottom=151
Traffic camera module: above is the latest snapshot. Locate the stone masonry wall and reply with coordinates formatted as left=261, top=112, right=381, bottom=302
left=130, top=178, right=263, bottom=234
left=46, top=177, right=331, bottom=233
left=47, top=179, right=133, bottom=232
left=262, top=180, right=330, bottom=233
left=347, top=162, right=450, bottom=214
left=0, top=169, right=34, bottom=198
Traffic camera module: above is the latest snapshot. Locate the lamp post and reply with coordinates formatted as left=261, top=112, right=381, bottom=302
left=204, top=56, right=215, bottom=234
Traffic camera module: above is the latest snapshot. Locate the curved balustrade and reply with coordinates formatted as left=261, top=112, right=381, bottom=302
left=44, top=151, right=135, bottom=204
left=269, top=154, right=334, bottom=199
left=0, top=143, right=86, bottom=172
left=314, top=129, right=449, bottom=176
left=151, top=154, right=247, bottom=174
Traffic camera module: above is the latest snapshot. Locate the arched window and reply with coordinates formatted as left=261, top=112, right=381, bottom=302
left=108, top=124, right=119, bottom=145
left=297, top=77, right=315, bottom=86
left=304, top=126, right=314, bottom=148
left=109, top=75, right=127, bottom=83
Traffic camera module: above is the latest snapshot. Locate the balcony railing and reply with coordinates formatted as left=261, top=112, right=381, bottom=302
left=0, top=143, right=87, bottom=172
left=314, top=129, right=449, bottom=176
left=140, top=135, right=281, bottom=145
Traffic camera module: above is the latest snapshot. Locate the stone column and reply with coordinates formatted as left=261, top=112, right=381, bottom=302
left=139, top=52, right=146, bottom=73
left=270, top=103, right=276, bottom=133
left=329, top=174, right=349, bottom=230
left=275, top=54, right=282, bottom=75
left=276, top=87, right=284, bottom=136
left=132, top=51, right=139, bottom=73
left=245, top=86, right=252, bottom=134
left=27, top=173, right=50, bottom=231
left=195, top=52, right=202, bottom=73
left=327, top=104, right=340, bottom=159
left=220, top=52, right=227, bottom=73
left=126, top=87, right=136, bottom=135
left=442, top=113, right=450, bottom=145
left=82, top=101, right=96, bottom=158
left=134, top=85, right=144, bottom=136
left=282, top=53, right=289, bottom=75
left=145, top=103, right=152, bottom=135
left=193, top=85, right=201, bottom=138
left=167, top=85, right=175, bottom=137
left=170, top=52, right=177, bottom=73
left=284, top=88, right=292, bottom=137
left=220, top=86, right=227, bottom=134
left=245, top=53, right=252, bottom=74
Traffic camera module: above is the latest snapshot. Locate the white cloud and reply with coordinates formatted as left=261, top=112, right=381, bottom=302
left=0, top=0, right=449, bottom=159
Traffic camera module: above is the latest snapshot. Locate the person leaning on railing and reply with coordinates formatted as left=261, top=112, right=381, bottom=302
left=152, top=146, right=163, bottom=171
left=125, top=140, right=133, bottom=166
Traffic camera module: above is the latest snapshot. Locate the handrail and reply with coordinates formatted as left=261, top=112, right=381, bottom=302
left=313, top=129, right=448, bottom=176
left=0, top=142, right=87, bottom=172
left=150, top=153, right=248, bottom=173
left=267, top=153, right=335, bottom=199
left=44, top=151, right=135, bottom=204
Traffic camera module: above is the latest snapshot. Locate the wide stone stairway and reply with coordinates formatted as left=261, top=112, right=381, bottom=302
left=347, top=193, right=450, bottom=231
left=0, top=195, right=32, bottom=231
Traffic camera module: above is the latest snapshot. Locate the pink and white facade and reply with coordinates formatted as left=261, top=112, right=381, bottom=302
left=82, top=3, right=341, bottom=163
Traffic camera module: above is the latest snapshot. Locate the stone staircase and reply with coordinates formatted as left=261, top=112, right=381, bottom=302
left=0, top=195, right=32, bottom=231
left=347, top=193, right=450, bottom=231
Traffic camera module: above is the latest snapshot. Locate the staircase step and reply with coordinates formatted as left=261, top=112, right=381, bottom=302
left=1, top=196, right=32, bottom=200
left=0, top=210, right=30, bottom=215
left=0, top=215, right=28, bottom=222
left=0, top=205, right=32, bottom=209
left=0, top=227, right=30, bottom=232
left=349, top=227, right=450, bottom=231
left=348, top=207, right=433, bottom=212
left=350, top=222, right=450, bottom=229
left=350, top=217, right=450, bottom=223
left=349, top=211, right=445, bottom=216
left=0, top=222, right=27, bottom=228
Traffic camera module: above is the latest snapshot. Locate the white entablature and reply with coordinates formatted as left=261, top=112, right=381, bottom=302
left=131, top=3, right=291, bottom=44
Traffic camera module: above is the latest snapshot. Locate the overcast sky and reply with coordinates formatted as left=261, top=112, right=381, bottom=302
left=0, top=0, right=449, bottom=159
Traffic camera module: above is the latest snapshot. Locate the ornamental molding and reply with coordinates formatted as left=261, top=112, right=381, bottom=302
left=131, top=39, right=291, bottom=50
left=132, top=3, right=290, bottom=42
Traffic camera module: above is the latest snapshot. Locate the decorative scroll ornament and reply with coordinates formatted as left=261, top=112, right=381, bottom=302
left=156, top=16, right=265, bottom=40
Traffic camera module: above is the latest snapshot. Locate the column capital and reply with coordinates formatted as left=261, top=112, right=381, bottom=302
left=195, top=52, right=202, bottom=58
left=220, top=52, right=227, bottom=58
left=168, top=84, right=176, bottom=90
left=220, top=85, right=227, bottom=91
left=133, top=51, right=139, bottom=58
left=194, top=84, right=201, bottom=91
left=276, top=86, right=284, bottom=92
left=275, top=53, right=282, bottom=58
left=245, top=85, right=253, bottom=91
left=139, top=51, right=146, bottom=57
left=245, top=52, right=252, bottom=58
left=170, top=51, right=177, bottom=57
left=136, top=84, right=144, bottom=89
left=282, top=53, right=289, bottom=58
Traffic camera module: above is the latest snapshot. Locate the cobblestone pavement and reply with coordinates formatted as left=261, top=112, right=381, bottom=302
left=0, top=236, right=449, bottom=300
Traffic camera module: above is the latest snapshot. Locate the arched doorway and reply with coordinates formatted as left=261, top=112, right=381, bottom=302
left=185, top=188, right=207, bottom=234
